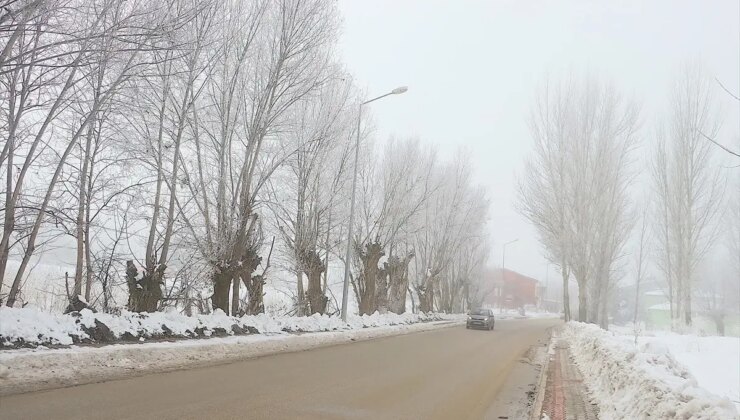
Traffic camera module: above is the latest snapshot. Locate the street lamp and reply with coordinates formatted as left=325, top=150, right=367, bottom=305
left=543, top=262, right=552, bottom=310
left=340, top=86, right=408, bottom=322
left=500, top=239, right=518, bottom=312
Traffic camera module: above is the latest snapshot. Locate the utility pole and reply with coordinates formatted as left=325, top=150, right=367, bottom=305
left=500, top=239, right=518, bottom=313
left=340, top=86, right=408, bottom=322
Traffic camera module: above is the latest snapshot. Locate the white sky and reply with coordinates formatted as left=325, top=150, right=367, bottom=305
left=337, top=0, right=740, bottom=281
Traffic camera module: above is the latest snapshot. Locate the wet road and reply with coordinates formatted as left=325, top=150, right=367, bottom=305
left=1, top=318, right=559, bottom=420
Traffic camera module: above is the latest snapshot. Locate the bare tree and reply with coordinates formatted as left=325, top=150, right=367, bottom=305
left=174, top=0, right=339, bottom=315
left=352, top=138, right=436, bottom=315
left=411, top=151, right=488, bottom=314
left=518, top=79, right=575, bottom=321
left=3, top=0, right=178, bottom=307
left=266, top=76, right=356, bottom=315
left=632, top=206, right=649, bottom=343
left=651, top=63, right=725, bottom=327
left=519, top=76, right=638, bottom=324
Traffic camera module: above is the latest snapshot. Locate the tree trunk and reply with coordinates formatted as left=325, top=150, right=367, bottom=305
left=83, top=147, right=95, bottom=302
left=376, top=267, right=389, bottom=314
left=561, top=264, right=571, bottom=321
left=306, top=266, right=327, bottom=315
left=322, top=209, right=332, bottom=295
left=357, top=241, right=384, bottom=315
left=83, top=215, right=94, bottom=302
left=683, top=284, right=692, bottom=326
left=577, top=280, right=588, bottom=322
left=388, top=253, right=413, bottom=314
left=298, top=248, right=327, bottom=315
left=715, top=316, right=725, bottom=336
left=388, top=279, right=408, bottom=314
left=408, top=286, right=416, bottom=313
left=212, top=271, right=231, bottom=314
left=126, top=260, right=163, bottom=313
left=418, top=283, right=435, bottom=313
left=296, top=270, right=305, bottom=316
left=599, top=290, right=609, bottom=329
left=184, top=283, right=193, bottom=317
left=0, top=139, right=14, bottom=297
left=674, top=269, right=683, bottom=329
left=74, top=123, right=95, bottom=297
left=242, top=274, right=265, bottom=315
left=589, top=278, right=601, bottom=324
left=231, top=277, right=240, bottom=316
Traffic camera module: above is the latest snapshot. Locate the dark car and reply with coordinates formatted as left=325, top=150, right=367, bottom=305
left=466, top=308, right=495, bottom=330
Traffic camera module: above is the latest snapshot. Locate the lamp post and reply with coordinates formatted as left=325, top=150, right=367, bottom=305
left=341, top=86, right=408, bottom=322
left=500, top=239, right=518, bottom=312
left=543, top=262, right=552, bottom=311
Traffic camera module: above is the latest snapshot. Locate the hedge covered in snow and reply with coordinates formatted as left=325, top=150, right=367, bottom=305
left=0, top=307, right=453, bottom=349
left=562, top=322, right=738, bottom=420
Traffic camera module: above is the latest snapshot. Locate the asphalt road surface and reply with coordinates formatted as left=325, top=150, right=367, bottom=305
left=1, top=318, right=559, bottom=420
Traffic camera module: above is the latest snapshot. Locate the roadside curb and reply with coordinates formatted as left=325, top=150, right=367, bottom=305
left=529, top=326, right=557, bottom=420
left=0, top=319, right=463, bottom=396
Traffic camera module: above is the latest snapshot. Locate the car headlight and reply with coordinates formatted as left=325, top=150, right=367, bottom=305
left=467, top=316, right=472, bottom=320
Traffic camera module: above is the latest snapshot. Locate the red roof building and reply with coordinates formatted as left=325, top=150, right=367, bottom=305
left=483, top=268, right=540, bottom=309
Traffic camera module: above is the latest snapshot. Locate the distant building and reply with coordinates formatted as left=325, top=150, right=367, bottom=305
left=640, top=289, right=740, bottom=336
left=483, top=268, right=540, bottom=310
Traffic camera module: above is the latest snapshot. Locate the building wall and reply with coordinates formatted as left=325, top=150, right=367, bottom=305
left=483, top=269, right=540, bottom=310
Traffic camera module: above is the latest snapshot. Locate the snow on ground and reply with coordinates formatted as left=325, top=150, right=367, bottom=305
left=492, top=309, right=561, bottom=320
left=0, top=306, right=456, bottom=348
left=0, top=317, right=463, bottom=396
left=562, top=322, right=738, bottom=420
left=0, top=306, right=557, bottom=348
left=611, top=325, right=740, bottom=413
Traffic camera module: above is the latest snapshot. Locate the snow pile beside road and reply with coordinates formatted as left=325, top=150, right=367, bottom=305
left=610, top=325, right=740, bottom=413
left=0, top=306, right=457, bottom=348
left=491, top=309, right=560, bottom=320
left=647, top=334, right=740, bottom=411
left=562, top=322, right=738, bottom=420
left=240, top=311, right=449, bottom=333
left=0, top=317, right=461, bottom=395
left=0, top=307, right=81, bottom=346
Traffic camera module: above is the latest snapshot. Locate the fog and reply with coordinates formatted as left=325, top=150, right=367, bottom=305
left=0, top=0, right=737, bottom=330
left=339, top=0, right=739, bottom=282
left=1, top=2, right=739, bottom=418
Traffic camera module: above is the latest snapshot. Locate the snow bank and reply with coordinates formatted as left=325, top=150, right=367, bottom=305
left=480, top=309, right=560, bottom=321
left=0, top=317, right=461, bottom=396
left=563, top=322, right=738, bottom=420
left=0, top=307, right=81, bottom=346
left=610, top=325, right=740, bottom=413
left=654, top=334, right=740, bottom=412
left=0, top=306, right=456, bottom=348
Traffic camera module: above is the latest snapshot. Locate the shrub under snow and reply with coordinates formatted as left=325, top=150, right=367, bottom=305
left=0, top=306, right=454, bottom=348
left=562, top=322, right=738, bottom=420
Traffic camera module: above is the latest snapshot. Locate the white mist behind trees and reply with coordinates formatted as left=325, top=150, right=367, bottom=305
left=652, top=64, right=728, bottom=329
left=0, top=0, right=492, bottom=316
left=518, top=76, right=638, bottom=327
left=519, top=67, right=738, bottom=331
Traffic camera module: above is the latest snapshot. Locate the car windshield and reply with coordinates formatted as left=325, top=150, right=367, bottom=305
left=470, top=309, right=489, bottom=316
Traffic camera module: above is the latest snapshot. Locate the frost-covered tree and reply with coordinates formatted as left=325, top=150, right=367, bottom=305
left=519, top=76, right=639, bottom=325
left=651, top=63, right=725, bottom=327
left=266, top=76, right=357, bottom=315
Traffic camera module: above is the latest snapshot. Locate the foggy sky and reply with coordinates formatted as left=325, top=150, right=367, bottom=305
left=338, top=0, right=740, bottom=282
